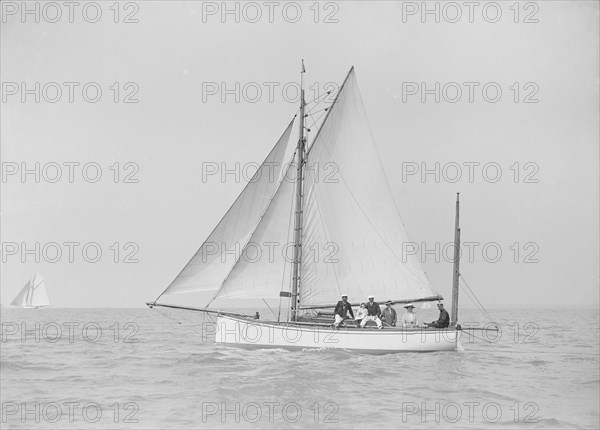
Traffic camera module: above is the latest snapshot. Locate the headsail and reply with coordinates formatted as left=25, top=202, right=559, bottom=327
left=10, top=280, right=31, bottom=307
left=299, top=68, right=442, bottom=307
left=208, top=161, right=297, bottom=305
left=156, top=120, right=296, bottom=307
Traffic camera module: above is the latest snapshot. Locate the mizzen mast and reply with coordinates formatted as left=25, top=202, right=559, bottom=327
left=450, top=193, right=460, bottom=326
left=290, top=60, right=307, bottom=321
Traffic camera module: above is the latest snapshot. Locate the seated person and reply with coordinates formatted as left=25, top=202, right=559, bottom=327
left=425, top=302, right=450, bottom=328
left=401, top=303, right=418, bottom=328
left=381, top=300, right=397, bottom=327
left=360, top=296, right=383, bottom=329
left=354, top=302, right=368, bottom=323
left=333, top=294, right=354, bottom=328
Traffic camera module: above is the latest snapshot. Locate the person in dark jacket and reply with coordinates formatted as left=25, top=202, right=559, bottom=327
left=381, top=300, right=397, bottom=327
left=360, top=295, right=383, bottom=329
left=426, top=302, right=450, bottom=328
left=333, top=294, right=354, bottom=328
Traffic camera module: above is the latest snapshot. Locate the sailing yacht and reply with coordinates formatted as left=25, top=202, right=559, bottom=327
left=11, top=273, right=50, bottom=308
left=148, top=64, right=464, bottom=353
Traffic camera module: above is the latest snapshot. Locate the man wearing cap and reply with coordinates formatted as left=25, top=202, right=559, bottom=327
left=426, top=302, right=450, bottom=328
left=360, top=296, right=383, bottom=329
left=333, top=294, right=354, bottom=328
left=381, top=301, right=397, bottom=327
left=401, top=303, right=419, bottom=328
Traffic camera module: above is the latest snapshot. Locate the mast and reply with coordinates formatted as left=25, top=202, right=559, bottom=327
left=450, top=193, right=460, bottom=326
left=290, top=60, right=307, bottom=321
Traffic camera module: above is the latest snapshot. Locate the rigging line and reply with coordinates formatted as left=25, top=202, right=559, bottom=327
left=317, top=139, right=438, bottom=293
left=306, top=106, right=329, bottom=116
left=459, top=276, right=484, bottom=307
left=306, top=100, right=341, bottom=152
left=460, top=276, right=495, bottom=322
left=304, top=104, right=318, bottom=125
left=263, top=299, right=278, bottom=320
left=304, top=92, right=329, bottom=106
left=205, top=311, right=218, bottom=324
left=303, top=104, right=326, bottom=146
left=306, top=110, right=328, bottom=126
left=305, top=94, right=332, bottom=114
left=153, top=306, right=183, bottom=326
left=313, top=110, right=329, bottom=127
left=304, top=89, right=337, bottom=109
left=305, top=109, right=321, bottom=146
left=458, top=282, right=485, bottom=316
left=205, top=150, right=299, bottom=309
left=153, top=118, right=296, bottom=304
left=465, top=290, right=495, bottom=323
left=458, top=281, right=495, bottom=325
left=459, top=276, right=493, bottom=321
left=305, top=90, right=340, bottom=133
left=305, top=108, right=329, bottom=132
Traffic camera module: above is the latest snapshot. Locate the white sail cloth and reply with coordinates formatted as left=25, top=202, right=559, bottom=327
left=299, top=68, right=440, bottom=307
left=210, top=162, right=297, bottom=303
left=159, top=120, right=295, bottom=301
left=155, top=68, right=442, bottom=310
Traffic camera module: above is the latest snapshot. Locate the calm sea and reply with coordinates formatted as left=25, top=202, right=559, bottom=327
left=1, top=307, right=598, bottom=429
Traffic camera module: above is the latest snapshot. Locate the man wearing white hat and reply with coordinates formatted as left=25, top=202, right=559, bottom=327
left=333, top=294, right=354, bottom=328
left=360, top=295, right=382, bottom=329
left=401, top=303, right=419, bottom=328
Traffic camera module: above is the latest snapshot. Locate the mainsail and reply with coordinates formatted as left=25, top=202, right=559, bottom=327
left=11, top=273, right=50, bottom=308
left=154, top=67, right=442, bottom=312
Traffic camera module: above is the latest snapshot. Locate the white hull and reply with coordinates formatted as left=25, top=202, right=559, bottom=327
left=215, top=315, right=461, bottom=354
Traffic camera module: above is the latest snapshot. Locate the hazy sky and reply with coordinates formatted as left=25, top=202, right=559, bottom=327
left=1, top=1, right=598, bottom=308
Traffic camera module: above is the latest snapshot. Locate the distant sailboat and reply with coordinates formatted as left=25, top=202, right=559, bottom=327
left=148, top=64, right=468, bottom=353
left=11, top=273, right=50, bottom=308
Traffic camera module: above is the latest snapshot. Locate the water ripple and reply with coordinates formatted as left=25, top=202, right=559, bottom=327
left=1, top=307, right=598, bottom=429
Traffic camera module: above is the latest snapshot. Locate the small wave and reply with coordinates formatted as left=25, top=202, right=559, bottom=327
left=528, top=359, right=549, bottom=366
